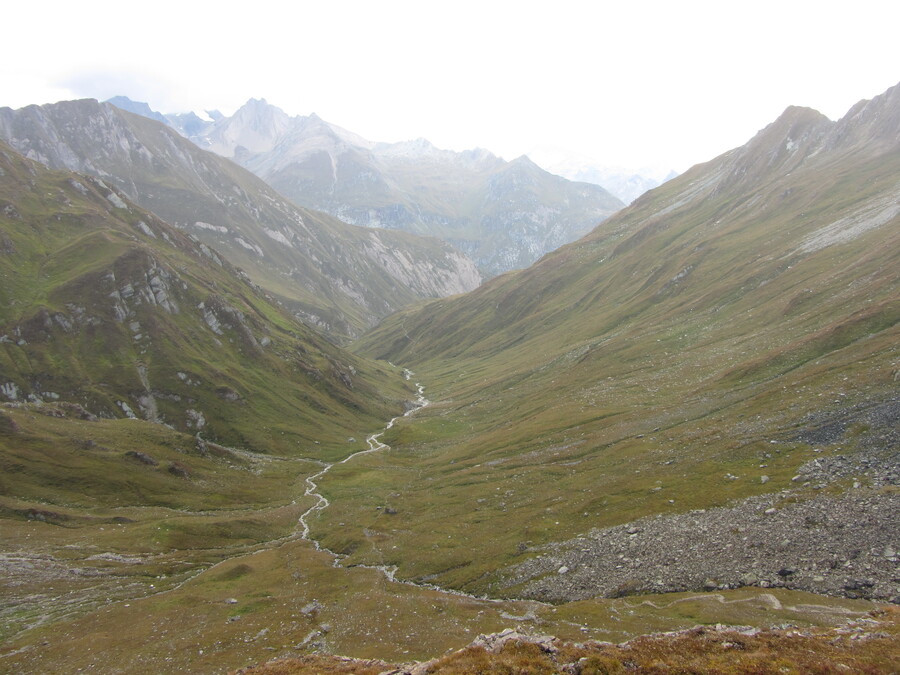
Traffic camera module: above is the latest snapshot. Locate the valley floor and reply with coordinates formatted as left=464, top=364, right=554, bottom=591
left=1, top=388, right=897, bottom=674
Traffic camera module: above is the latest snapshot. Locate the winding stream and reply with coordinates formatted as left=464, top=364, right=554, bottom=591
left=295, top=374, right=552, bottom=609
left=299, top=370, right=429, bottom=545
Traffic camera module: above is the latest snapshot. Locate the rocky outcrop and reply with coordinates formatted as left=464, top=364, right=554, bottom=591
left=360, top=230, right=481, bottom=298
left=234, top=610, right=900, bottom=675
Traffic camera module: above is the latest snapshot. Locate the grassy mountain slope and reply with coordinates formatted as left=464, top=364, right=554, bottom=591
left=0, top=140, right=414, bottom=450
left=343, top=84, right=900, bottom=593
left=0, top=140, right=426, bottom=654
left=0, top=100, right=481, bottom=341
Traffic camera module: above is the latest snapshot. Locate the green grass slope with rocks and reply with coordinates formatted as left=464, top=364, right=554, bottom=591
left=0, top=140, right=414, bottom=450
left=344, top=84, right=900, bottom=597
left=0, top=139, right=424, bottom=654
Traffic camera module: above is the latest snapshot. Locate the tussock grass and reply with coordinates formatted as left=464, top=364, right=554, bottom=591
left=235, top=607, right=900, bottom=674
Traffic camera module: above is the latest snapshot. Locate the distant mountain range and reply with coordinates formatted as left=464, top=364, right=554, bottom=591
left=106, top=96, right=625, bottom=276
left=526, top=146, right=678, bottom=204
left=0, top=99, right=481, bottom=341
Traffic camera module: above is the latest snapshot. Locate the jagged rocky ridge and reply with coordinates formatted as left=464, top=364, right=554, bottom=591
left=0, top=99, right=481, bottom=341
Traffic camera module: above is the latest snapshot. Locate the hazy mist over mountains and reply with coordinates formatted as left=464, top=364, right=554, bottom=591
left=0, top=78, right=898, bottom=674
left=109, top=95, right=671, bottom=205
left=104, top=96, right=627, bottom=276
left=526, top=145, right=679, bottom=204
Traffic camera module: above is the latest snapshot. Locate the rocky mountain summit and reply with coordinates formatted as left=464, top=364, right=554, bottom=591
left=109, top=96, right=624, bottom=276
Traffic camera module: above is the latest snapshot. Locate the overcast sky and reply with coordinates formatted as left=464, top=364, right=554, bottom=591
left=4, top=1, right=898, bottom=172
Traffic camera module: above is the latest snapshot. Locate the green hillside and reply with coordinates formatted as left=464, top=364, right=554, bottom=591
left=347, top=87, right=900, bottom=593
left=0, top=141, right=412, bottom=451
left=0, top=140, right=427, bottom=658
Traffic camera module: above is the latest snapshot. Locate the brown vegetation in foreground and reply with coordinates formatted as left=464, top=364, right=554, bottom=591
left=235, top=607, right=899, bottom=674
